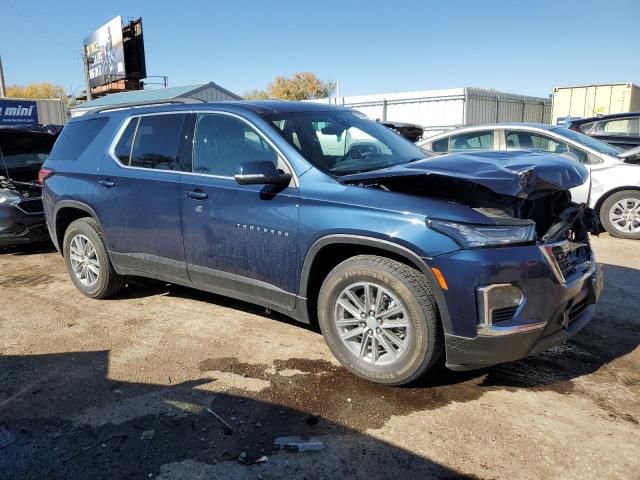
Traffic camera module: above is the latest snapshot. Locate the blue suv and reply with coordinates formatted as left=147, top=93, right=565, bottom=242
left=41, top=101, right=603, bottom=385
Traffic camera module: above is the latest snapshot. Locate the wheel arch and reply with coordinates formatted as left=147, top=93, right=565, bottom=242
left=299, top=235, right=452, bottom=333
left=593, top=186, right=640, bottom=215
left=53, top=201, right=102, bottom=254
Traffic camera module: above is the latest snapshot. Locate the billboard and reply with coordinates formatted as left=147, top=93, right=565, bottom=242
left=84, top=16, right=126, bottom=89
left=0, top=100, right=38, bottom=126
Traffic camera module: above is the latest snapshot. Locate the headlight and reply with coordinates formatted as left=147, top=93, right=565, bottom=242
left=427, top=219, right=536, bottom=248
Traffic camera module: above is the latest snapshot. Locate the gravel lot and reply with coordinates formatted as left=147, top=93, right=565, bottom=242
left=1, top=234, right=638, bottom=479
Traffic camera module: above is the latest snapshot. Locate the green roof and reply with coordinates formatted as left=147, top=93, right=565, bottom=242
left=73, top=84, right=208, bottom=109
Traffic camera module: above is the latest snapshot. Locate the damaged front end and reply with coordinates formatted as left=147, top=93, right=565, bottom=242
left=341, top=150, right=599, bottom=246
left=0, top=178, right=47, bottom=247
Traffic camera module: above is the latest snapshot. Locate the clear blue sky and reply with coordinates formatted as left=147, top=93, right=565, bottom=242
left=1, top=0, right=639, bottom=98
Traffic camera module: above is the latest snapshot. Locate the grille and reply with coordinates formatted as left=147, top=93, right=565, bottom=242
left=549, top=243, right=591, bottom=281
left=15, top=198, right=44, bottom=214
left=491, top=306, right=518, bottom=324
left=568, top=298, right=588, bottom=323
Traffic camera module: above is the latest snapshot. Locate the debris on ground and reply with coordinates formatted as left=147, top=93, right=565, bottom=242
left=238, top=451, right=269, bottom=465
left=140, top=430, right=155, bottom=440
left=274, top=436, right=325, bottom=452
left=206, top=407, right=233, bottom=435
left=0, top=426, right=15, bottom=448
left=62, top=434, right=124, bottom=463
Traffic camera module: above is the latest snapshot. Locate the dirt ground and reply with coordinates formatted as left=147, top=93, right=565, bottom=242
left=0, top=234, right=638, bottom=479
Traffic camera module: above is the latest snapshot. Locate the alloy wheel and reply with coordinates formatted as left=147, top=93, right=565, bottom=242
left=609, top=198, right=640, bottom=234
left=334, top=282, right=411, bottom=366
left=69, top=234, right=100, bottom=287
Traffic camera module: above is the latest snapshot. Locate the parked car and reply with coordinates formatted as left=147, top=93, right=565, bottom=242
left=568, top=112, right=640, bottom=151
left=379, top=121, right=424, bottom=142
left=419, top=123, right=640, bottom=239
left=0, top=125, right=59, bottom=247
left=41, top=101, right=602, bottom=385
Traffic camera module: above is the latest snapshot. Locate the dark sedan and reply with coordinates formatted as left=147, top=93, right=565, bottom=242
left=0, top=125, right=59, bottom=247
left=568, top=112, right=640, bottom=151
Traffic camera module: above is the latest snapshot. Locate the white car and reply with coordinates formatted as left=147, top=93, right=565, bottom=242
left=418, top=124, right=640, bottom=239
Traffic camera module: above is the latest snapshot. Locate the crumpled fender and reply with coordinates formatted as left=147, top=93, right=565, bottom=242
left=341, top=150, right=589, bottom=198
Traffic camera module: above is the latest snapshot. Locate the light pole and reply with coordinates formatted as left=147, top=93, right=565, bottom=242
left=82, top=48, right=94, bottom=101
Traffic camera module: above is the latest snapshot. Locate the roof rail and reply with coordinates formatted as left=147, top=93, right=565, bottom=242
left=88, top=97, right=206, bottom=115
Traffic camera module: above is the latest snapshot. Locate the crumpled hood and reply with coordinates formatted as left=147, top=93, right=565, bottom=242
left=341, top=150, right=589, bottom=198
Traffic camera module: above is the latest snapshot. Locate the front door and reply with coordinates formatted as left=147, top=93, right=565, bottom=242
left=180, top=112, right=299, bottom=309
left=93, top=113, right=191, bottom=281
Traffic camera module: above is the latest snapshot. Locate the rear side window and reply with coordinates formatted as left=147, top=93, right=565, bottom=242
left=449, top=131, right=494, bottom=152
left=431, top=138, right=449, bottom=153
left=48, top=118, right=108, bottom=161
left=129, top=114, right=187, bottom=170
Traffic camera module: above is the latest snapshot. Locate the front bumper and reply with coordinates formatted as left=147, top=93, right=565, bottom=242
left=0, top=202, right=49, bottom=247
left=428, top=243, right=603, bottom=371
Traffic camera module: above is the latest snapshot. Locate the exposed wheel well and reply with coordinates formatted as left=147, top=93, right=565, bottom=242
left=54, top=207, right=93, bottom=253
left=303, top=243, right=429, bottom=327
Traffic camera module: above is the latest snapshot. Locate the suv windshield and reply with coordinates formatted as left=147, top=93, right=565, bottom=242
left=266, top=110, right=429, bottom=175
left=551, top=126, right=622, bottom=155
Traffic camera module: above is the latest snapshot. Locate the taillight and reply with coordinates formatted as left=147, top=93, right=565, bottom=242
left=37, top=167, right=55, bottom=185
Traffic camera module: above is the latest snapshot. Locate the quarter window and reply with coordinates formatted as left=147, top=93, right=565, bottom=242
left=193, top=113, right=277, bottom=176
left=48, top=118, right=108, bottom=161
left=129, top=114, right=187, bottom=170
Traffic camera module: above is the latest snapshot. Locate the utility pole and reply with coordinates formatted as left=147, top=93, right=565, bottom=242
left=82, top=48, right=92, bottom=101
left=0, top=55, right=7, bottom=97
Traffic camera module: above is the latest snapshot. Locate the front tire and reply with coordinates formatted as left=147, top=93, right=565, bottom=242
left=317, top=255, right=443, bottom=385
left=600, top=190, right=640, bottom=240
left=63, top=217, right=125, bottom=298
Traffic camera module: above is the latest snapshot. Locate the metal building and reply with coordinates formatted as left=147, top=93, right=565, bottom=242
left=70, top=82, right=241, bottom=117
left=311, top=87, right=551, bottom=137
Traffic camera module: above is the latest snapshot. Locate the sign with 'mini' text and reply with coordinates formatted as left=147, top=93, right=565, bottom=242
left=0, top=100, right=39, bottom=125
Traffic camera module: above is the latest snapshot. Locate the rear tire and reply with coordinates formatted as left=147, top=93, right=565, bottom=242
left=317, top=255, right=443, bottom=385
left=600, top=190, right=640, bottom=240
left=63, top=217, right=125, bottom=298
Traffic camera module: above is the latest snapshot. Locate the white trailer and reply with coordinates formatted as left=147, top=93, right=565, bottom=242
left=551, top=83, right=640, bottom=125
left=309, top=87, right=551, bottom=138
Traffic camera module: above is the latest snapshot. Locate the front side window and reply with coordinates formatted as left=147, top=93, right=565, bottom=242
left=596, top=118, right=640, bottom=137
left=193, top=113, right=277, bottom=176
left=129, top=114, right=187, bottom=170
left=267, top=110, right=427, bottom=175
left=505, top=130, right=588, bottom=163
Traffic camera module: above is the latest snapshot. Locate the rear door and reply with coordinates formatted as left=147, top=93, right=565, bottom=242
left=93, top=112, right=192, bottom=282
left=180, top=112, right=299, bottom=309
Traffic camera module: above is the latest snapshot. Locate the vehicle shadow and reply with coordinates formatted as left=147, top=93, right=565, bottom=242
left=0, top=349, right=473, bottom=479
left=0, top=241, right=56, bottom=256
left=109, top=262, right=639, bottom=393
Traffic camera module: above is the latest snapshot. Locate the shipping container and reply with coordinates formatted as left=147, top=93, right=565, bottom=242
left=309, top=87, right=551, bottom=138
left=551, top=83, right=640, bottom=125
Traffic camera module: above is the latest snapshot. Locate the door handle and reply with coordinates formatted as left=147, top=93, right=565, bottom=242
left=186, top=190, right=208, bottom=200
left=98, top=179, right=115, bottom=188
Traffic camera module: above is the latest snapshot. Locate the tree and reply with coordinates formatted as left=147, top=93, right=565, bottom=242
left=267, top=72, right=334, bottom=101
left=6, top=82, right=65, bottom=99
left=243, top=89, right=270, bottom=100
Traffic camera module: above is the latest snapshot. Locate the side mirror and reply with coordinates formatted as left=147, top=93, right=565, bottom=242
left=234, top=161, right=292, bottom=186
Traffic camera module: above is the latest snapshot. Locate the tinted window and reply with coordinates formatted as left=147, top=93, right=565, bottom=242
left=130, top=114, right=187, bottom=170
left=193, top=113, right=277, bottom=176
left=596, top=118, right=640, bottom=136
left=505, top=130, right=588, bottom=163
left=114, top=118, right=138, bottom=164
left=48, top=118, right=108, bottom=161
left=449, top=131, right=494, bottom=152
